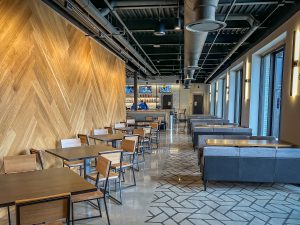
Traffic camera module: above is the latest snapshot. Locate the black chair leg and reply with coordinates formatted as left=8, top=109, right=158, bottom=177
left=103, top=198, right=110, bottom=225
left=7, top=206, right=11, bottom=225
left=97, top=198, right=102, bottom=218
left=72, top=202, right=74, bottom=225
left=132, top=167, right=136, bottom=186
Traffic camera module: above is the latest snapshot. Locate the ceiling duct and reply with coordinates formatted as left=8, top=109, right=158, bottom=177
left=184, top=0, right=225, bottom=81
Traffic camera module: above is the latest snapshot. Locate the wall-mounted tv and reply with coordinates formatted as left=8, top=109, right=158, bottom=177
left=139, top=86, right=152, bottom=93
left=160, top=85, right=172, bottom=93
left=125, top=86, right=134, bottom=94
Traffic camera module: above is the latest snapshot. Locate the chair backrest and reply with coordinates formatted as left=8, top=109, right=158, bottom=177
left=104, top=127, right=113, bottom=134
left=60, top=138, right=81, bottom=148
left=145, top=116, right=153, bottom=121
left=126, top=119, right=135, bottom=125
left=133, top=129, right=145, bottom=137
left=121, top=139, right=136, bottom=153
left=143, top=127, right=152, bottom=135
left=149, top=122, right=159, bottom=130
left=77, top=134, right=90, bottom=146
left=30, top=149, right=45, bottom=170
left=115, top=123, right=126, bottom=129
left=93, top=129, right=108, bottom=135
left=101, top=152, right=122, bottom=165
left=15, top=193, right=70, bottom=225
left=4, top=155, right=37, bottom=174
left=124, top=135, right=139, bottom=148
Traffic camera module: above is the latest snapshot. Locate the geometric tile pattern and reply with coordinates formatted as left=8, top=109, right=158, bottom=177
left=146, top=142, right=300, bottom=225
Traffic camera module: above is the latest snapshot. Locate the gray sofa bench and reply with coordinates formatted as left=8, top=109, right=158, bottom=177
left=203, top=146, right=300, bottom=190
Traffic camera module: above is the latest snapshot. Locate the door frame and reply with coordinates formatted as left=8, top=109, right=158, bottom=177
left=161, top=94, right=173, bottom=109
left=192, top=93, right=204, bottom=115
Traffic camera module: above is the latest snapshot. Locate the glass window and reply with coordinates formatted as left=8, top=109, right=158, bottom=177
left=222, top=78, right=226, bottom=118
left=258, top=48, right=284, bottom=138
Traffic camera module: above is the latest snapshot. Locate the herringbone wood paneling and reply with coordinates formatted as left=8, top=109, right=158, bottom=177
left=0, top=0, right=126, bottom=168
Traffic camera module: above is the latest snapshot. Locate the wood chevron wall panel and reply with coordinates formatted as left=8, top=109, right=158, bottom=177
left=0, top=0, right=126, bottom=168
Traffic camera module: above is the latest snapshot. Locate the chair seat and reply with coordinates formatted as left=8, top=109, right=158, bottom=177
left=64, top=160, right=84, bottom=167
left=71, top=190, right=104, bottom=203
left=111, top=162, right=132, bottom=169
left=87, top=171, right=119, bottom=181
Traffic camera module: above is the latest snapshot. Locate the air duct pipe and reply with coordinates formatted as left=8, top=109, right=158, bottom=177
left=184, top=0, right=225, bottom=81
left=74, top=0, right=157, bottom=75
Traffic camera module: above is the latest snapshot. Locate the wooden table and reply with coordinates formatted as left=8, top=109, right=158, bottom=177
left=0, top=168, right=96, bottom=207
left=46, top=144, right=121, bottom=177
left=89, top=134, right=125, bottom=147
left=205, top=139, right=292, bottom=148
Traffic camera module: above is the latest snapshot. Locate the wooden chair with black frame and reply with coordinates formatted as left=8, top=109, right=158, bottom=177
left=3, top=154, right=37, bottom=225
left=15, top=193, right=71, bottom=225
left=111, top=139, right=137, bottom=188
left=71, top=155, right=111, bottom=225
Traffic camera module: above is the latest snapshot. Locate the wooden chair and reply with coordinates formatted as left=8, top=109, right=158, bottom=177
left=86, top=152, right=122, bottom=205
left=4, top=154, right=37, bottom=174
left=143, top=127, right=153, bottom=153
left=15, top=193, right=71, bottom=225
left=92, top=129, right=109, bottom=145
left=111, top=139, right=137, bottom=187
left=77, top=134, right=90, bottom=146
left=60, top=138, right=84, bottom=176
left=30, top=149, right=46, bottom=170
left=104, top=126, right=113, bottom=134
left=133, top=129, right=146, bottom=162
left=4, top=154, right=38, bottom=225
left=149, top=122, right=159, bottom=148
left=115, top=123, right=126, bottom=129
left=124, top=135, right=140, bottom=169
left=71, top=156, right=111, bottom=225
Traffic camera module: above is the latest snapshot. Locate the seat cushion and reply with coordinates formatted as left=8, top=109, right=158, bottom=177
left=72, top=190, right=104, bottom=203
left=64, top=160, right=84, bottom=167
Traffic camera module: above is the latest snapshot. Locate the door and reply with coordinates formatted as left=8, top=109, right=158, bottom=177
left=162, top=95, right=173, bottom=109
left=193, top=94, right=203, bottom=114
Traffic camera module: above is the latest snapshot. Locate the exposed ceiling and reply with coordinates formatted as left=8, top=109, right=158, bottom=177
left=89, top=0, right=300, bottom=83
left=47, top=0, right=300, bottom=83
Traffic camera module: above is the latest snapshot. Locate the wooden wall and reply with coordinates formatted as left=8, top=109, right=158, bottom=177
left=0, top=0, right=126, bottom=169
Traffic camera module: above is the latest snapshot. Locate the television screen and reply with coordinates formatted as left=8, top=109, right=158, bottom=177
left=160, top=85, right=172, bottom=93
left=125, top=86, right=134, bottom=94
left=139, top=86, right=152, bottom=93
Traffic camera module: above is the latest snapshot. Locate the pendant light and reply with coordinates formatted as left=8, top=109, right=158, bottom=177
left=154, top=7, right=166, bottom=36
left=174, top=0, right=181, bottom=30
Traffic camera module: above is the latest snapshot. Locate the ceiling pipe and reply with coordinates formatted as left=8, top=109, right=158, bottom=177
left=100, top=0, right=115, bottom=16
left=103, top=0, right=161, bottom=76
left=184, top=0, right=225, bottom=81
left=73, top=0, right=157, bottom=75
left=204, top=1, right=285, bottom=83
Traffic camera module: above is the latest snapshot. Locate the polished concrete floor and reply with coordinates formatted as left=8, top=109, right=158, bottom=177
left=1, top=127, right=300, bottom=225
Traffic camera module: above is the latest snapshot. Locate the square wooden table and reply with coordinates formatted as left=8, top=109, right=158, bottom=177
left=46, top=144, right=122, bottom=177
left=114, top=127, right=134, bottom=133
left=89, top=134, right=125, bottom=147
left=0, top=168, right=96, bottom=208
left=205, top=139, right=292, bottom=148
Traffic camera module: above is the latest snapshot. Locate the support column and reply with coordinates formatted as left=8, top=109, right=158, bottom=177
left=134, top=73, right=138, bottom=111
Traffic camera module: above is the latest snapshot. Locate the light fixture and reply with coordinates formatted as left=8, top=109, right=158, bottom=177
left=154, top=21, right=166, bottom=36
left=174, top=18, right=181, bottom=30
left=291, top=30, right=300, bottom=96
left=153, top=44, right=161, bottom=48
left=154, top=7, right=166, bottom=36
left=245, top=58, right=251, bottom=101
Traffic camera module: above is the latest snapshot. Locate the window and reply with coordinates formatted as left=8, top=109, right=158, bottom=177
left=210, top=83, right=216, bottom=115
left=222, top=78, right=226, bottom=118
left=258, top=48, right=284, bottom=138
left=234, top=69, right=243, bottom=124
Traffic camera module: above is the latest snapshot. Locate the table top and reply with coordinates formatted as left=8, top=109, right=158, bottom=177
left=89, top=133, right=125, bottom=142
left=0, top=168, right=96, bottom=207
left=205, top=139, right=293, bottom=148
left=46, top=144, right=121, bottom=161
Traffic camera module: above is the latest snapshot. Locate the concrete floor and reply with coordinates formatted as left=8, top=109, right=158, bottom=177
left=2, top=127, right=300, bottom=225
